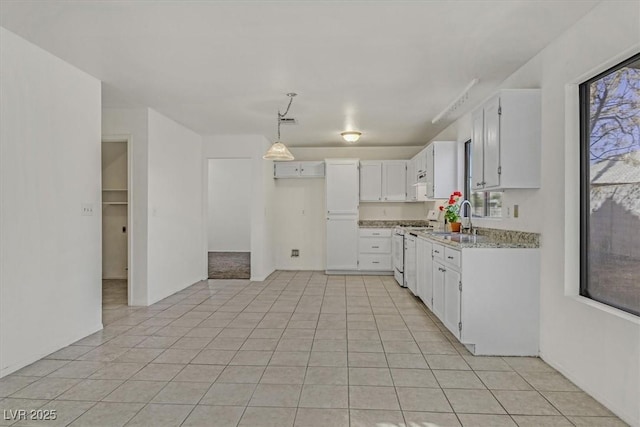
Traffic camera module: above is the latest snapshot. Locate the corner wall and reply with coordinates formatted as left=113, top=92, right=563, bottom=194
left=0, top=28, right=102, bottom=376
left=431, top=3, right=640, bottom=424
left=146, top=110, right=204, bottom=304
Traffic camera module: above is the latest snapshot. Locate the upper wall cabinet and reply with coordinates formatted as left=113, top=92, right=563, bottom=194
left=471, top=89, right=541, bottom=191
left=424, top=141, right=458, bottom=199
left=274, top=161, right=325, bottom=178
left=360, top=160, right=407, bottom=202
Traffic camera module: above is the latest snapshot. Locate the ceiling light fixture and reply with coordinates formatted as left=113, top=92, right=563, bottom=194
left=263, top=93, right=297, bottom=161
left=341, top=131, right=362, bottom=143
left=432, top=78, right=479, bottom=124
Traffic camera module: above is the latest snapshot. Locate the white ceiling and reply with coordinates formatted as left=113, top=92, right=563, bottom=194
left=0, top=1, right=599, bottom=147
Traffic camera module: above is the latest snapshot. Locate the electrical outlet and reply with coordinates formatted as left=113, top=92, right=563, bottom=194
left=81, top=203, right=94, bottom=216
left=514, top=204, right=519, bottom=218
left=291, top=249, right=299, bottom=257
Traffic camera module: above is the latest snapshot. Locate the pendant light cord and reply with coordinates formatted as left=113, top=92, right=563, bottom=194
left=277, top=93, right=296, bottom=142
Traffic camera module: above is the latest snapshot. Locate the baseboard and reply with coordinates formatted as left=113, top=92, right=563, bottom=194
left=326, top=270, right=394, bottom=276
left=540, top=350, right=639, bottom=427
left=0, top=322, right=103, bottom=378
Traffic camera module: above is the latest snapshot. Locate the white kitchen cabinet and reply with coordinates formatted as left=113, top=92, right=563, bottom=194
left=359, top=161, right=383, bottom=201
left=274, top=161, right=325, bottom=178
left=443, top=263, right=462, bottom=339
left=423, top=141, right=458, bottom=200
left=358, top=228, right=393, bottom=272
left=471, top=89, right=541, bottom=190
left=326, top=217, right=359, bottom=270
left=326, top=159, right=359, bottom=215
left=326, top=159, right=359, bottom=272
left=418, top=234, right=540, bottom=356
left=432, top=260, right=445, bottom=320
left=406, top=158, right=417, bottom=202
left=414, top=148, right=427, bottom=180
left=416, top=237, right=433, bottom=310
left=359, top=160, right=407, bottom=202
left=383, top=161, right=407, bottom=201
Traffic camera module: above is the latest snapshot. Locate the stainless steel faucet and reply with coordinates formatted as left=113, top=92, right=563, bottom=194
left=459, top=199, right=473, bottom=234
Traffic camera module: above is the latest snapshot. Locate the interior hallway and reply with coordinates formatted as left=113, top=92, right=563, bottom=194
left=0, top=272, right=626, bottom=427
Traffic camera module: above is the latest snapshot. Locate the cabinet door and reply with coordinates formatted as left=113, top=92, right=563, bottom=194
left=405, top=159, right=416, bottom=201
left=443, top=268, right=461, bottom=339
left=483, top=96, right=501, bottom=188
left=425, top=145, right=435, bottom=198
left=274, top=162, right=300, bottom=178
left=326, top=217, right=358, bottom=270
left=360, top=161, right=382, bottom=201
left=326, top=161, right=359, bottom=214
left=299, top=161, right=325, bottom=177
left=405, top=236, right=417, bottom=295
left=471, top=108, right=485, bottom=190
left=432, top=261, right=445, bottom=320
left=382, top=161, right=407, bottom=201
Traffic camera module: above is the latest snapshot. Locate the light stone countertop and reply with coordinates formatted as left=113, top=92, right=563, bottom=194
left=409, top=227, right=540, bottom=249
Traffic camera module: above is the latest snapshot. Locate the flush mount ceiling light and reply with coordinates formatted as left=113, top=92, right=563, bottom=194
left=263, top=93, right=297, bottom=161
left=432, top=78, right=479, bottom=124
left=341, top=131, right=362, bottom=143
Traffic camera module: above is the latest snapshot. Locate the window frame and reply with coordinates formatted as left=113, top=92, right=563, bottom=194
left=578, top=52, right=640, bottom=317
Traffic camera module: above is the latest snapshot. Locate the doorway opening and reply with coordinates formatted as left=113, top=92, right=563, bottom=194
left=207, top=158, right=251, bottom=279
left=101, top=139, right=130, bottom=317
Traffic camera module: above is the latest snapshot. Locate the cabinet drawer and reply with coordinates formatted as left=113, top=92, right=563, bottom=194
left=359, top=228, right=392, bottom=238
left=444, top=247, right=461, bottom=268
left=359, top=254, right=392, bottom=271
left=432, top=244, right=445, bottom=260
left=359, top=237, right=391, bottom=253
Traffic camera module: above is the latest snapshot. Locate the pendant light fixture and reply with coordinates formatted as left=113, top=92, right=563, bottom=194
left=263, top=93, right=297, bottom=161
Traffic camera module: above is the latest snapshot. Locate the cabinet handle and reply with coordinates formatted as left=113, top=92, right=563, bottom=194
left=434, top=250, right=440, bottom=254
left=372, top=233, right=380, bottom=236
left=438, top=267, right=446, bottom=272
left=372, top=246, right=380, bottom=248
left=447, top=256, right=454, bottom=260
left=372, top=261, right=380, bottom=264
left=476, top=182, right=483, bottom=187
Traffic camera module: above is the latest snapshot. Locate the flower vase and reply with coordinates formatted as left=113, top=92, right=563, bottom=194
left=450, top=222, right=462, bottom=233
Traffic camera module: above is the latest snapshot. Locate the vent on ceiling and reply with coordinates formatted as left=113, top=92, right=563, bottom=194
left=279, top=117, right=298, bottom=125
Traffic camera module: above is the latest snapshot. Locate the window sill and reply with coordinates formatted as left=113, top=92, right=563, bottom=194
left=570, top=295, right=640, bottom=324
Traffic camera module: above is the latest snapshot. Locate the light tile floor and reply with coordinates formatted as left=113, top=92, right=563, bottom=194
left=0, top=272, right=628, bottom=426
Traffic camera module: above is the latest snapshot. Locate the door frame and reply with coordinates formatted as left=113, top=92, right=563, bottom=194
left=102, top=135, right=134, bottom=306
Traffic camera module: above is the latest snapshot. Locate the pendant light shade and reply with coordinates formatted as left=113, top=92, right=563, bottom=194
left=263, top=93, right=297, bottom=161
left=263, top=141, right=294, bottom=160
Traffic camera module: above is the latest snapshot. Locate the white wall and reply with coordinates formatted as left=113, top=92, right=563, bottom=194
left=102, top=108, right=149, bottom=305
left=207, top=159, right=251, bottom=252
left=202, top=135, right=275, bottom=281
left=432, top=3, right=640, bottom=424
left=0, top=28, right=102, bottom=377
left=147, top=109, right=204, bottom=304
left=102, top=141, right=128, bottom=279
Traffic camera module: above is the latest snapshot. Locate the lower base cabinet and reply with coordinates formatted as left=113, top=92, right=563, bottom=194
left=416, top=237, right=540, bottom=356
left=358, top=228, right=393, bottom=272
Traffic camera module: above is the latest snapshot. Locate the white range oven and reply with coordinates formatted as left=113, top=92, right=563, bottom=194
left=392, top=227, right=406, bottom=287
left=393, top=226, right=434, bottom=288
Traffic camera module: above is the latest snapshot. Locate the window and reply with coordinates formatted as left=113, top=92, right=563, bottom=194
left=464, top=140, right=502, bottom=217
left=579, top=52, right=640, bottom=317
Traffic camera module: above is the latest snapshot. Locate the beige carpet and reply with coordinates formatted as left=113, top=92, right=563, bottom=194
left=208, top=251, right=251, bottom=279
